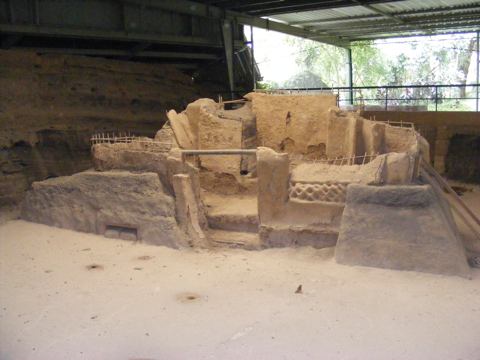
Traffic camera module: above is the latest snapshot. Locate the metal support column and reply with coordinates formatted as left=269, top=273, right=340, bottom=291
left=385, top=88, right=388, bottom=111
left=7, top=0, right=15, bottom=23
left=33, top=0, right=40, bottom=25
left=476, top=30, right=479, bottom=112
left=347, top=48, right=353, bottom=105
left=222, top=19, right=235, bottom=100
left=250, top=25, right=256, bottom=91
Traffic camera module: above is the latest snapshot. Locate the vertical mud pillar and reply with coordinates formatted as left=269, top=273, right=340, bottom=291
left=172, top=174, right=208, bottom=248
left=433, top=126, right=450, bottom=174
left=256, top=147, right=290, bottom=223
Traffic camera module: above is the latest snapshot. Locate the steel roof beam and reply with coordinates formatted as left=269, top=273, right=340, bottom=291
left=235, top=15, right=350, bottom=48
left=0, top=24, right=226, bottom=48
left=290, top=4, right=480, bottom=27
left=13, top=47, right=221, bottom=60
left=291, top=14, right=382, bottom=26
left=334, top=30, right=480, bottom=41
left=351, top=0, right=404, bottom=24
left=350, top=28, right=480, bottom=41
left=325, top=17, right=480, bottom=33
left=130, top=0, right=350, bottom=47
left=223, top=0, right=403, bottom=16
left=308, top=12, right=480, bottom=32
left=325, top=26, right=480, bottom=39
left=342, top=22, right=480, bottom=42
left=306, top=1, right=480, bottom=41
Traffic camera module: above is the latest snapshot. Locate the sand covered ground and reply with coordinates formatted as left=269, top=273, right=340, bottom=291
left=1, top=219, right=480, bottom=360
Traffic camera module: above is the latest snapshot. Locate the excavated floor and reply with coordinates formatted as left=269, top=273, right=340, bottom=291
left=203, top=192, right=260, bottom=248
left=1, top=219, right=480, bottom=360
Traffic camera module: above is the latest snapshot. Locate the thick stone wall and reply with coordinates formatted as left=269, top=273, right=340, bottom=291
left=21, top=170, right=188, bottom=248
left=361, top=111, right=480, bottom=181
left=247, top=93, right=337, bottom=158
left=0, top=49, right=209, bottom=208
left=336, top=184, right=470, bottom=278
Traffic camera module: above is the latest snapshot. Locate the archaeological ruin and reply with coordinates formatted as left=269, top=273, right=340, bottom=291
left=20, top=92, right=475, bottom=278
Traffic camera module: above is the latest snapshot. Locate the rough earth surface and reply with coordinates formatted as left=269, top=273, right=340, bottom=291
left=1, top=220, right=480, bottom=360
left=0, top=49, right=210, bottom=208
left=335, top=184, right=470, bottom=277
left=247, top=92, right=336, bottom=156
left=21, top=170, right=186, bottom=247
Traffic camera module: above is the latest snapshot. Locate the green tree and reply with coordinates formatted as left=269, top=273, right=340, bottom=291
left=351, top=41, right=391, bottom=86
left=286, top=37, right=348, bottom=87
left=279, top=32, right=477, bottom=110
left=283, top=70, right=328, bottom=89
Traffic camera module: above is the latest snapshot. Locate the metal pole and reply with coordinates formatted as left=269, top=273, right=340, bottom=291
left=7, top=0, right=15, bottom=23
left=222, top=20, right=235, bottom=100
left=250, top=25, right=256, bottom=91
left=476, top=30, right=479, bottom=112
left=347, top=48, right=353, bottom=105
left=435, top=85, right=438, bottom=112
left=385, top=88, right=388, bottom=111
left=33, top=0, right=40, bottom=25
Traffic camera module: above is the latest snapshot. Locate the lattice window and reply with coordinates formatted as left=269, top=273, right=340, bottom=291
left=289, top=182, right=348, bottom=203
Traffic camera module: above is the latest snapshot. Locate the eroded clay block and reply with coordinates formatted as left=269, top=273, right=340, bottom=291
left=383, top=153, right=413, bottom=184
left=260, top=225, right=337, bottom=249
left=326, top=109, right=357, bottom=158
left=362, top=121, right=385, bottom=156
left=256, top=147, right=290, bottom=223
left=335, top=184, right=470, bottom=278
left=172, top=174, right=207, bottom=247
left=248, top=92, right=336, bottom=155
left=198, top=112, right=242, bottom=176
left=21, top=170, right=186, bottom=248
left=167, top=109, right=195, bottom=149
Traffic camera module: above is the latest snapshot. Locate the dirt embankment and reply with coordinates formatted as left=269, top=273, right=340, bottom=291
left=0, top=50, right=210, bottom=208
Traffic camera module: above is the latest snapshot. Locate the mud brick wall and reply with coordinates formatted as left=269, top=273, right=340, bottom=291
left=0, top=49, right=211, bottom=208
left=362, top=110, right=480, bottom=182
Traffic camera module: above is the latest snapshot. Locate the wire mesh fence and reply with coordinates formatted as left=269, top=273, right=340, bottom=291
left=90, top=132, right=172, bottom=153
left=290, top=152, right=380, bottom=166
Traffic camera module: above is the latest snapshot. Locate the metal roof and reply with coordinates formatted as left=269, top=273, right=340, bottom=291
left=198, top=0, right=480, bottom=43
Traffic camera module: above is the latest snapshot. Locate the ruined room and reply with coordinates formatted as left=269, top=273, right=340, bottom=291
left=1, top=1, right=480, bottom=359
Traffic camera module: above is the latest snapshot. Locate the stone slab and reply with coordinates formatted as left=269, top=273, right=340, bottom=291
left=335, top=184, right=470, bottom=278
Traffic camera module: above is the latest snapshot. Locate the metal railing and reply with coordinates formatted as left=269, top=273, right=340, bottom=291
left=266, top=83, right=480, bottom=112
left=289, top=152, right=380, bottom=166
left=90, top=132, right=172, bottom=153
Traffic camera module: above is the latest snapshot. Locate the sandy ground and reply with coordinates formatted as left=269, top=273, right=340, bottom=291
left=1, top=220, right=480, bottom=360
left=449, top=181, right=480, bottom=254
left=202, top=192, right=257, bottom=217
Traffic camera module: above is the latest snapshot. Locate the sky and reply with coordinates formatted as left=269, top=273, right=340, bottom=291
left=245, top=28, right=478, bottom=86
left=245, top=28, right=300, bottom=83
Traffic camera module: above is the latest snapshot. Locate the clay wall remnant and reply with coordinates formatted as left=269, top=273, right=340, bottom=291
left=19, top=92, right=473, bottom=277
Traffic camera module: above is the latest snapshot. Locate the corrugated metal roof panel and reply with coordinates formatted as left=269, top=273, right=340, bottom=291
left=267, top=0, right=480, bottom=41
left=272, top=6, right=375, bottom=24
left=271, top=0, right=479, bottom=25
left=374, top=0, right=479, bottom=13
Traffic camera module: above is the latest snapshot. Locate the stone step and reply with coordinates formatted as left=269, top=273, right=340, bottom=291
left=259, top=224, right=338, bottom=249
left=207, top=229, right=262, bottom=250
left=206, top=213, right=258, bottom=233
left=203, top=193, right=259, bottom=233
